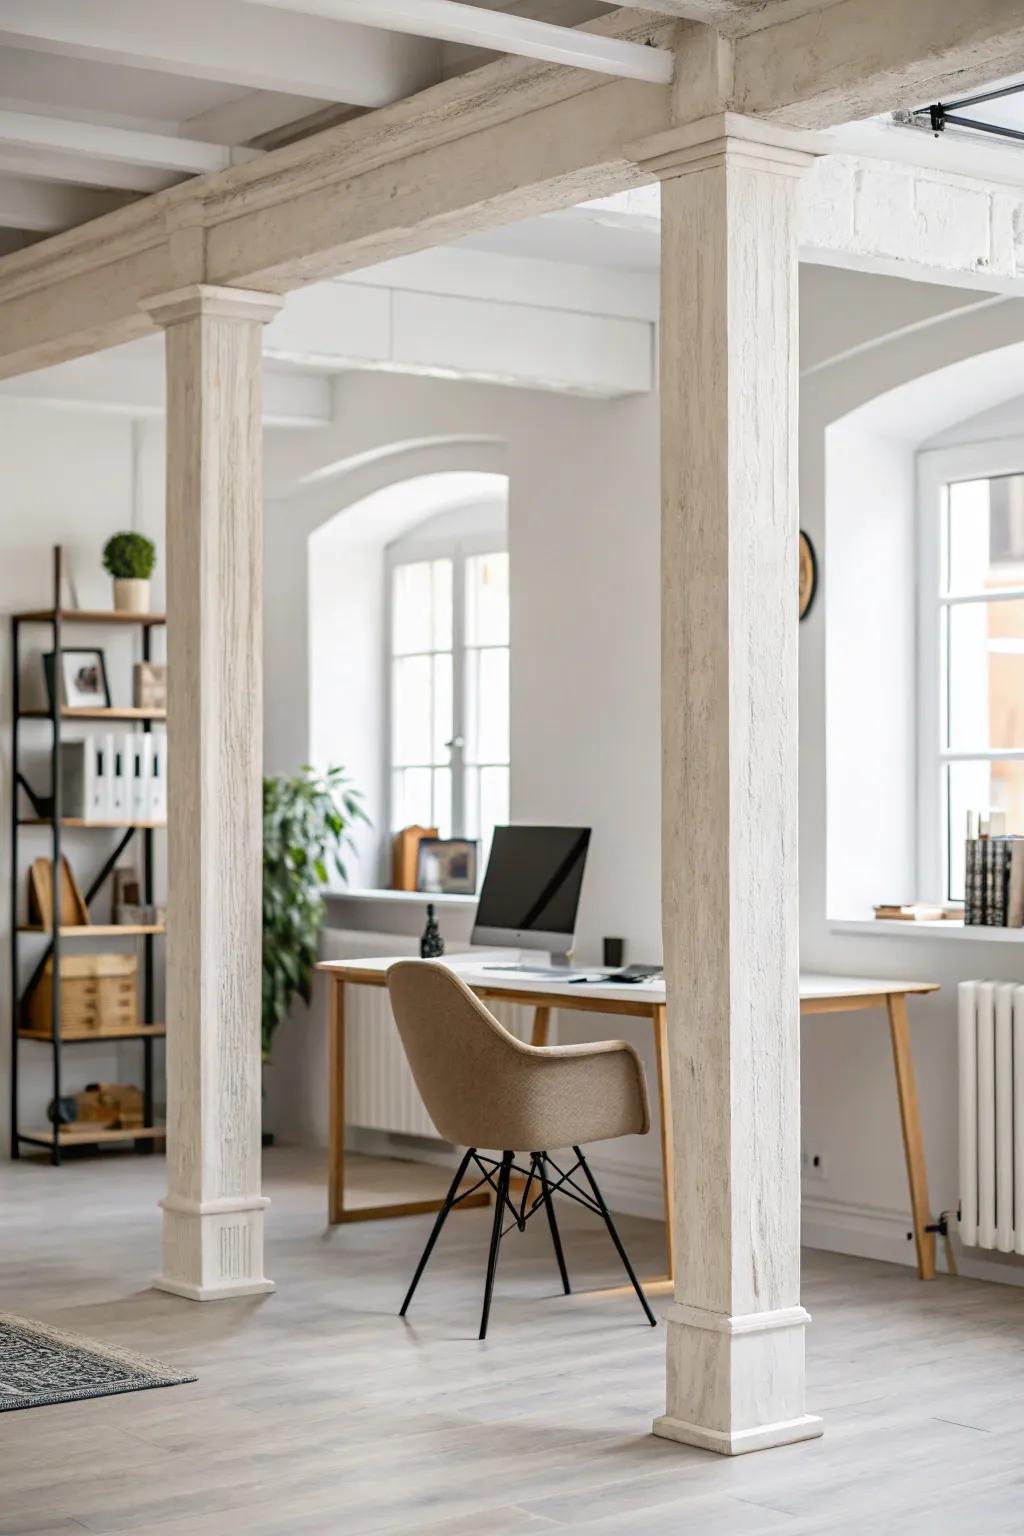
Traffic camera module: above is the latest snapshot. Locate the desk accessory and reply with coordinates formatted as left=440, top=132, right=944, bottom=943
left=420, top=903, right=445, bottom=958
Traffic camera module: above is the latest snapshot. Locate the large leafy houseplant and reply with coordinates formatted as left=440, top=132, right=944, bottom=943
left=262, top=765, right=365, bottom=1061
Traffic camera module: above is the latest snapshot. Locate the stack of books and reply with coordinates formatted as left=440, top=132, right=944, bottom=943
left=59, top=733, right=168, bottom=823
left=965, top=811, right=1024, bottom=927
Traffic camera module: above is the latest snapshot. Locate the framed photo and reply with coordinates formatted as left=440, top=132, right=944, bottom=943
left=133, top=662, right=167, bottom=710
left=416, top=837, right=478, bottom=895
left=44, top=648, right=111, bottom=710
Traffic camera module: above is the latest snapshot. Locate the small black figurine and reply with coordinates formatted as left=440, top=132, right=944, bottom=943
left=420, top=902, right=445, bottom=958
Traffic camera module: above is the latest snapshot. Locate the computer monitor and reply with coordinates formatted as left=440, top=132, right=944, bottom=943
left=471, top=825, right=591, bottom=963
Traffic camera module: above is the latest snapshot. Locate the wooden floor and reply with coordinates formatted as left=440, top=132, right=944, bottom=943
left=4, top=1149, right=1024, bottom=1536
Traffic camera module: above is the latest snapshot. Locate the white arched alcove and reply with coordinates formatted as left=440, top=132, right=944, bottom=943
left=264, top=438, right=508, bottom=888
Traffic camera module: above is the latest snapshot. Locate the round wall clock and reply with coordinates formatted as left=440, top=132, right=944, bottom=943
left=799, top=531, right=818, bottom=621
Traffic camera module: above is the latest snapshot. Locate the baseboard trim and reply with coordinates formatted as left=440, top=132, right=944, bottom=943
left=802, top=1194, right=1024, bottom=1288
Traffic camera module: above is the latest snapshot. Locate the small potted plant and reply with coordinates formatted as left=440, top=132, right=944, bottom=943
left=103, top=532, right=156, bottom=614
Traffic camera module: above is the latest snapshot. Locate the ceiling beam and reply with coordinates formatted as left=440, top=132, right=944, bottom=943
left=0, top=174, right=129, bottom=232
left=0, top=147, right=175, bottom=195
left=238, top=0, right=675, bottom=82
left=7, top=0, right=1024, bottom=378
left=0, top=0, right=442, bottom=109
left=734, top=0, right=1024, bottom=126
left=0, top=111, right=261, bottom=180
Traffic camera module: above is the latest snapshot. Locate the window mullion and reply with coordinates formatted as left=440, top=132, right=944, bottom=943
left=451, top=548, right=467, bottom=838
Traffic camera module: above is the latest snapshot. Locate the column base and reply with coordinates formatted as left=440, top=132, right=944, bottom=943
left=656, top=1301, right=821, bottom=1455
left=157, top=1194, right=271, bottom=1302
left=654, top=1411, right=823, bottom=1457
left=152, top=1275, right=275, bottom=1302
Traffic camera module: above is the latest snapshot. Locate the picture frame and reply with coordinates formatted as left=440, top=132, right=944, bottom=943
left=416, top=837, right=479, bottom=895
left=44, top=648, right=111, bottom=710
left=132, top=661, right=167, bottom=710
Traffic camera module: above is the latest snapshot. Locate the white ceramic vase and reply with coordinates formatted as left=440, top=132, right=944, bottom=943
left=113, top=577, right=151, bottom=614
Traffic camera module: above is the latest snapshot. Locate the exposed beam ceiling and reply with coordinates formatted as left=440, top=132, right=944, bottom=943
left=0, top=0, right=443, bottom=108
left=0, top=173, right=128, bottom=232
left=0, top=109, right=260, bottom=186
left=737, top=0, right=1024, bottom=126
left=237, top=0, right=675, bottom=83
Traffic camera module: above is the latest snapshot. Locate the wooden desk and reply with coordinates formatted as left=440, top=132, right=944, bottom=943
left=317, top=959, right=940, bottom=1281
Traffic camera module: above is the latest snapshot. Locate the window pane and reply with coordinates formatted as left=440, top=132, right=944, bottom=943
left=463, top=765, right=480, bottom=839
left=947, top=475, right=1024, bottom=594
left=465, top=646, right=509, bottom=765
left=478, top=766, right=509, bottom=871
left=949, top=599, right=1024, bottom=750
left=392, top=767, right=432, bottom=831
left=432, top=767, right=451, bottom=839
left=392, top=561, right=432, bottom=654
left=392, top=656, right=431, bottom=765
left=432, top=653, right=453, bottom=765
left=392, top=557, right=453, bottom=655
left=432, top=559, right=453, bottom=650
left=465, top=552, right=509, bottom=647
left=948, top=759, right=1024, bottom=899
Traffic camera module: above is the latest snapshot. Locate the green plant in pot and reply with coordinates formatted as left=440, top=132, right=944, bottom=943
left=103, top=532, right=157, bottom=614
left=263, top=764, right=366, bottom=1065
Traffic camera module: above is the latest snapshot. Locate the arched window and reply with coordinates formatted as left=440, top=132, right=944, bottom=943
left=387, top=503, right=509, bottom=874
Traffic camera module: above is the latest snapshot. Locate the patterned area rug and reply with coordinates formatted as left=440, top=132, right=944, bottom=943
left=0, top=1312, right=196, bottom=1412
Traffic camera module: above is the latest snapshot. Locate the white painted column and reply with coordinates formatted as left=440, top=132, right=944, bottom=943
left=639, top=114, right=823, bottom=1454
left=143, top=284, right=283, bottom=1301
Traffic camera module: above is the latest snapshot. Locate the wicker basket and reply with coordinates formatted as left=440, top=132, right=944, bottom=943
left=26, top=953, right=138, bottom=1038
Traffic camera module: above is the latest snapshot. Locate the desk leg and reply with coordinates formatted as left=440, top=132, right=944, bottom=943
left=328, top=978, right=345, bottom=1225
left=531, top=1005, right=551, bottom=1048
left=887, top=992, right=936, bottom=1281
left=653, top=1004, right=675, bottom=1282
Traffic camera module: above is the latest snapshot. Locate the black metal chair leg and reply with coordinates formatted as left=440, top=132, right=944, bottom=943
left=400, top=1146, right=475, bottom=1317
left=535, top=1152, right=571, bottom=1295
left=574, top=1145, right=657, bottom=1327
left=479, top=1150, right=514, bottom=1339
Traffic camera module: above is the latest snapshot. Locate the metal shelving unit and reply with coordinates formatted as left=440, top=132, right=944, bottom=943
left=10, top=547, right=167, bottom=1164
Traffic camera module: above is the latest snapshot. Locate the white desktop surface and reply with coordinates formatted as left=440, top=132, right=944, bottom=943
left=318, top=955, right=938, bottom=1006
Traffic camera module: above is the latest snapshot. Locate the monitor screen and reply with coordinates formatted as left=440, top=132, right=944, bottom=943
left=471, top=825, right=591, bottom=949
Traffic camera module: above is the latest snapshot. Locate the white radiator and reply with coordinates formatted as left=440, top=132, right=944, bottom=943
left=322, top=929, right=534, bottom=1138
left=958, top=979, right=1024, bottom=1252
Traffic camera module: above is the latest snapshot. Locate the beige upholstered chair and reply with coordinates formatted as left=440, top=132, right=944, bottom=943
left=387, top=960, right=656, bottom=1337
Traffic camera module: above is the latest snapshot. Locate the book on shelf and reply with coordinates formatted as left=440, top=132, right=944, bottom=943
left=964, top=810, right=1024, bottom=928
left=873, top=903, right=959, bottom=922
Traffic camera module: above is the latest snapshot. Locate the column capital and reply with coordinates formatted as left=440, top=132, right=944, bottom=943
left=628, top=112, right=825, bottom=181
left=140, top=283, right=284, bottom=330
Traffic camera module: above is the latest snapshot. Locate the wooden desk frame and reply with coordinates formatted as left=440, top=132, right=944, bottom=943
left=321, top=965, right=939, bottom=1282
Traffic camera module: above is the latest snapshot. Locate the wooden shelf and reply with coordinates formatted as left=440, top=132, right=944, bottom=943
left=18, top=1024, right=167, bottom=1044
left=17, top=923, right=165, bottom=936
left=19, top=818, right=166, bottom=829
left=20, top=1124, right=166, bottom=1146
left=14, top=608, right=166, bottom=627
left=21, top=706, right=166, bottom=721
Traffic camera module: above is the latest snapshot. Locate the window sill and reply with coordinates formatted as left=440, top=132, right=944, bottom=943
left=830, top=918, right=1024, bottom=943
left=325, top=887, right=477, bottom=909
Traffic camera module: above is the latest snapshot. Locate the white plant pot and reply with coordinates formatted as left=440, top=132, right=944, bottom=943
left=113, top=578, right=150, bottom=614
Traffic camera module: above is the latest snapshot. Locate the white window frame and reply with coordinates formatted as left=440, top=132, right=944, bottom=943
left=917, top=438, right=1024, bottom=902
left=385, top=521, right=509, bottom=843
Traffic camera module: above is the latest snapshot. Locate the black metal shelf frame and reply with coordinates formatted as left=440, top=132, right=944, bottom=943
left=10, top=547, right=167, bottom=1165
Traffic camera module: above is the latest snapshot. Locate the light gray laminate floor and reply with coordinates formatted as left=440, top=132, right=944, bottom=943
left=3, top=1147, right=1024, bottom=1536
